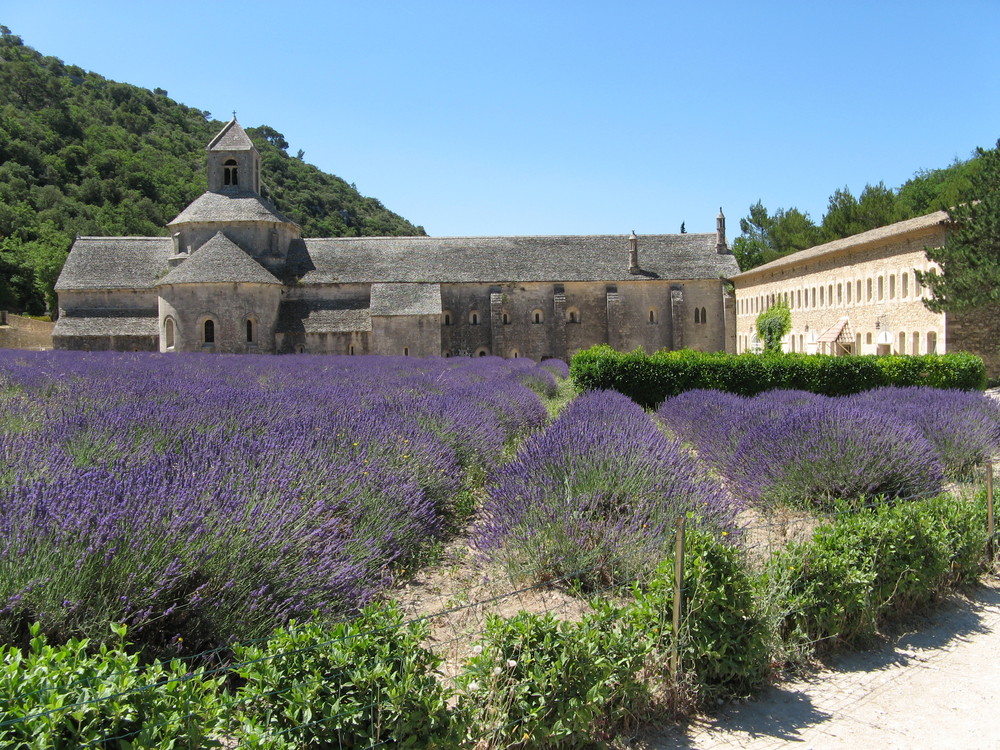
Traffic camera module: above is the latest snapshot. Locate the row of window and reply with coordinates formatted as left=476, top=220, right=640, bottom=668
left=163, top=316, right=256, bottom=349
left=740, top=271, right=930, bottom=316
left=739, top=330, right=939, bottom=355
left=443, top=308, right=666, bottom=326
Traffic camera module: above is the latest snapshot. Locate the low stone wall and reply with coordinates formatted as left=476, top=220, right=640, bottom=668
left=0, top=313, right=55, bottom=350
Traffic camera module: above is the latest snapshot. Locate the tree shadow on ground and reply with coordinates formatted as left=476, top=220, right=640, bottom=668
left=643, top=689, right=830, bottom=749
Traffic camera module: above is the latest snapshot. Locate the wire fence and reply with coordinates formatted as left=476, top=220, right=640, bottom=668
left=2, top=468, right=997, bottom=748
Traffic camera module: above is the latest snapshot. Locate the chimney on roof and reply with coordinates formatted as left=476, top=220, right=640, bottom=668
left=716, top=208, right=730, bottom=254
left=628, top=231, right=640, bottom=274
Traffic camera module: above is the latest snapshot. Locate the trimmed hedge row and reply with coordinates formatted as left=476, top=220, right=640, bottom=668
left=570, top=346, right=987, bottom=408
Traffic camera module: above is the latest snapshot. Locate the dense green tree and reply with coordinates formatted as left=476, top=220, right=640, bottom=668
left=918, top=140, right=1000, bottom=313
left=0, top=28, right=425, bottom=314
left=755, top=298, right=791, bottom=353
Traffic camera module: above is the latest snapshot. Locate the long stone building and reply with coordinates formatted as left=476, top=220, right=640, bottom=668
left=731, top=211, right=1000, bottom=375
left=53, top=118, right=740, bottom=359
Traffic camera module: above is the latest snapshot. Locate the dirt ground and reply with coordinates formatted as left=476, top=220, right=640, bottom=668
left=642, top=575, right=1000, bottom=750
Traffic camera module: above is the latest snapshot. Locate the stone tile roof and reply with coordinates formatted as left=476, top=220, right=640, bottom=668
left=168, top=191, right=295, bottom=226
left=296, top=233, right=737, bottom=284
left=732, top=211, right=949, bottom=280
left=207, top=119, right=256, bottom=152
left=53, top=309, right=158, bottom=337
left=370, top=283, right=441, bottom=316
left=157, top=232, right=281, bottom=286
left=55, top=237, right=173, bottom=290
left=276, top=299, right=372, bottom=334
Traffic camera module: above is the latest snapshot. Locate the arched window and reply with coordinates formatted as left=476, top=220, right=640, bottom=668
left=164, top=318, right=175, bottom=349
left=898, top=331, right=906, bottom=354
left=700, top=306, right=707, bottom=324
left=443, top=311, right=452, bottom=326
left=502, top=312, right=510, bottom=325
left=203, top=319, right=215, bottom=344
left=648, top=309, right=657, bottom=324
left=478, top=350, right=487, bottom=357
left=404, top=347, right=409, bottom=356
left=223, top=159, right=238, bottom=186
left=912, top=332, right=920, bottom=354
left=694, top=308, right=701, bottom=324
left=470, top=311, right=480, bottom=326
left=350, top=345, right=355, bottom=355
left=927, top=331, right=937, bottom=354
left=532, top=309, right=544, bottom=324
left=246, top=319, right=254, bottom=343
left=567, top=308, right=580, bottom=324
left=511, top=350, right=519, bottom=358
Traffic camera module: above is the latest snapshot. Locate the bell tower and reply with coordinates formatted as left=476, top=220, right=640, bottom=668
left=206, top=117, right=261, bottom=194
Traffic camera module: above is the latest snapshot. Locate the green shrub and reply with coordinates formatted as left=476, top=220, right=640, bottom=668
left=623, top=526, right=771, bottom=702
left=459, top=611, right=649, bottom=748
left=231, top=603, right=455, bottom=749
left=0, top=622, right=223, bottom=749
left=570, top=346, right=986, bottom=408
left=764, top=496, right=988, bottom=654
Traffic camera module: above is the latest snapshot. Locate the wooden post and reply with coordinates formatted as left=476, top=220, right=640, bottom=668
left=988, top=463, right=995, bottom=559
left=670, top=515, right=686, bottom=682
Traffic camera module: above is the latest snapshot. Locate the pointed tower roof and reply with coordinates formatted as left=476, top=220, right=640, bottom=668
left=157, top=232, right=281, bottom=286
left=207, top=118, right=256, bottom=152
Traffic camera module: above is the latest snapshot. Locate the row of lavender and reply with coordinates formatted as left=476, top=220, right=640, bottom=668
left=658, top=387, right=1000, bottom=509
left=0, top=351, right=561, bottom=653
left=478, top=386, right=1000, bottom=583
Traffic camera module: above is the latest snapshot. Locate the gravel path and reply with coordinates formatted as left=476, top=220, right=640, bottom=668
left=644, top=575, right=1000, bottom=750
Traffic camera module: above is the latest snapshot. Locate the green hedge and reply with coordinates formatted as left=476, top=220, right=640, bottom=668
left=570, top=346, right=987, bottom=408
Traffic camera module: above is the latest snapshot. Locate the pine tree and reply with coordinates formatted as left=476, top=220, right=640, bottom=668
left=919, top=140, right=1000, bottom=312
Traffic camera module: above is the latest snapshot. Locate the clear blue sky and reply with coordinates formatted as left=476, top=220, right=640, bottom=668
left=5, top=1, right=1000, bottom=238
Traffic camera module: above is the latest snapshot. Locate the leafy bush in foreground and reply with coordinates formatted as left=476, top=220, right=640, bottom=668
left=232, top=604, right=454, bottom=749
left=0, top=622, right=223, bottom=749
left=476, top=390, right=737, bottom=588
left=459, top=611, right=648, bottom=748
left=764, top=494, right=988, bottom=652
left=622, top=526, right=771, bottom=703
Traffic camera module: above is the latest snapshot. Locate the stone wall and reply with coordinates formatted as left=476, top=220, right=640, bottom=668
left=0, top=314, right=54, bottom=350
left=946, top=307, right=1000, bottom=378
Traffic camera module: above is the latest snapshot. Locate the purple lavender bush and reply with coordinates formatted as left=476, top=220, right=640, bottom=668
left=724, top=397, right=945, bottom=510
left=0, top=350, right=555, bottom=654
left=851, top=387, right=1000, bottom=477
left=475, top=390, right=738, bottom=588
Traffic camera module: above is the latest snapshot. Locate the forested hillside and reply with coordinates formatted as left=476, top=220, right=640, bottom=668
left=731, top=151, right=988, bottom=271
left=0, top=27, right=425, bottom=315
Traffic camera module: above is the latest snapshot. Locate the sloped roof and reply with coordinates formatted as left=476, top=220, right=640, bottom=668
left=370, top=283, right=441, bottom=316
left=55, top=237, right=173, bottom=290
left=207, top=118, right=256, bottom=152
left=53, top=309, right=158, bottom=337
left=816, top=316, right=853, bottom=344
left=276, top=299, right=372, bottom=334
left=168, top=190, right=295, bottom=226
left=296, top=234, right=737, bottom=284
left=732, top=211, right=949, bottom=281
left=157, top=232, right=281, bottom=286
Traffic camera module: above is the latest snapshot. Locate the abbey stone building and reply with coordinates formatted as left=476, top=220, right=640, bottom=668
left=53, top=119, right=739, bottom=359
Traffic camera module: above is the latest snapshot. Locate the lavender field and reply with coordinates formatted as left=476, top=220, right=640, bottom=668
left=0, top=351, right=555, bottom=654
left=2, top=349, right=998, bottom=662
